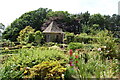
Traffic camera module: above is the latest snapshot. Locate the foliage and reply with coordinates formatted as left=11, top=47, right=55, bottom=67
left=68, top=42, right=84, bottom=51
left=89, top=14, right=105, bottom=30
left=34, top=31, right=43, bottom=44
left=17, top=26, right=35, bottom=44
left=46, top=11, right=70, bottom=21
left=65, top=32, right=98, bottom=44
left=0, top=48, right=68, bottom=79
left=95, top=30, right=120, bottom=59
left=80, top=11, right=90, bottom=25
left=82, top=25, right=91, bottom=33
left=2, top=8, right=51, bottom=41
left=0, top=39, right=15, bottom=48
left=17, top=26, right=43, bottom=45
left=43, top=42, right=57, bottom=47
left=0, top=23, right=5, bottom=30
left=24, top=61, right=66, bottom=79
left=2, top=9, right=120, bottom=41
left=74, top=33, right=94, bottom=43
left=0, top=23, right=5, bottom=37
left=65, top=32, right=74, bottom=44
left=44, top=11, right=81, bottom=34
left=65, top=50, right=119, bottom=78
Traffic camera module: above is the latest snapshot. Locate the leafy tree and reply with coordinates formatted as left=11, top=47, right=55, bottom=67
left=0, top=23, right=5, bottom=30
left=0, top=23, right=5, bottom=37
left=82, top=25, right=91, bottom=33
left=17, top=26, right=35, bottom=44
left=2, top=8, right=52, bottom=41
left=89, top=14, right=105, bottom=30
left=2, top=8, right=120, bottom=40
left=35, top=31, right=43, bottom=44
left=44, top=11, right=81, bottom=34
left=79, top=11, right=90, bottom=25
left=103, top=15, right=111, bottom=30
left=107, top=14, right=120, bottom=38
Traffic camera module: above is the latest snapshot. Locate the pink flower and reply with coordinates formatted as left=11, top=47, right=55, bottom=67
left=70, top=64, right=74, bottom=66
left=97, top=48, right=101, bottom=51
left=69, top=61, right=72, bottom=64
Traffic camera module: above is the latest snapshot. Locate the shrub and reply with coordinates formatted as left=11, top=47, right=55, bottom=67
left=65, top=50, right=119, bottom=78
left=65, top=32, right=75, bottom=44
left=43, top=42, right=57, bottom=47
left=17, top=26, right=35, bottom=45
left=0, top=40, right=15, bottom=47
left=68, top=42, right=84, bottom=50
left=64, top=32, right=98, bottom=44
left=49, top=45, right=61, bottom=50
left=24, top=61, right=66, bottom=79
left=34, top=31, right=43, bottom=44
left=0, top=48, right=68, bottom=79
left=95, top=30, right=120, bottom=59
left=74, top=33, right=98, bottom=44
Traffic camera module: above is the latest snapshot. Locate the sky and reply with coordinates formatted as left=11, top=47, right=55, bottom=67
left=0, top=0, right=120, bottom=27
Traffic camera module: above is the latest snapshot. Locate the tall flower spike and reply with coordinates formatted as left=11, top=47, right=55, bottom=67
left=69, top=49, right=73, bottom=56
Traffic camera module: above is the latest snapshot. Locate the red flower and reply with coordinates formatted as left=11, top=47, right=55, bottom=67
left=75, top=55, right=79, bottom=58
left=76, top=61, right=78, bottom=63
left=69, top=61, right=72, bottom=64
left=69, top=49, right=73, bottom=56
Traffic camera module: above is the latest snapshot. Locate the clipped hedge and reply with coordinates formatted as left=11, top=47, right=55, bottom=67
left=65, top=32, right=98, bottom=44
left=68, top=42, right=84, bottom=50
left=65, top=32, right=74, bottom=44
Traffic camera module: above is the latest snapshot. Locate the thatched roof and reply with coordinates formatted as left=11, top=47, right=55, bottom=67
left=43, top=21, right=63, bottom=33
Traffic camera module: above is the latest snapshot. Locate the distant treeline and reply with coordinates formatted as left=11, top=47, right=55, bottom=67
left=2, top=8, right=120, bottom=41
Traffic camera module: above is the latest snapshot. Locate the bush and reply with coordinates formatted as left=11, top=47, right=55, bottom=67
left=65, top=32, right=75, bottom=44
left=0, top=48, right=68, bottom=79
left=17, top=26, right=43, bottom=45
left=0, top=40, right=15, bottom=47
left=65, top=32, right=98, bottom=44
left=24, top=61, right=66, bottom=79
left=43, top=42, right=57, bottom=47
left=17, top=26, right=35, bottom=45
left=34, top=31, right=43, bottom=44
left=68, top=42, right=84, bottom=50
left=65, top=50, right=119, bottom=78
left=74, top=33, right=98, bottom=44
left=95, top=30, right=120, bottom=59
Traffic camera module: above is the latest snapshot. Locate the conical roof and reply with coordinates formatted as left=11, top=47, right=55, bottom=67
left=43, top=21, right=63, bottom=33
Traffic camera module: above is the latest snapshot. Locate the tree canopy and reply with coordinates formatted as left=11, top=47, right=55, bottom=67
left=2, top=8, right=51, bottom=41
left=0, top=23, right=5, bottom=37
left=2, top=8, right=120, bottom=41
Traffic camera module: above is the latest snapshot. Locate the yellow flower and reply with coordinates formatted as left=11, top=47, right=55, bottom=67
left=24, top=70, right=28, bottom=74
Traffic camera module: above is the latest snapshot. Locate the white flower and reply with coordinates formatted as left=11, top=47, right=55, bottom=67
left=107, top=51, right=110, bottom=53
left=103, top=46, right=107, bottom=48
left=97, top=48, right=101, bottom=51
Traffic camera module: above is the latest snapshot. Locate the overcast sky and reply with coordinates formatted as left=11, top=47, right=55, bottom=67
left=0, top=0, right=120, bottom=27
